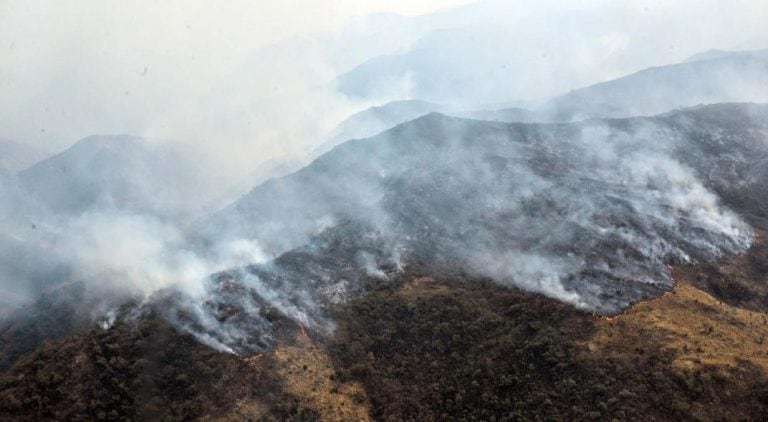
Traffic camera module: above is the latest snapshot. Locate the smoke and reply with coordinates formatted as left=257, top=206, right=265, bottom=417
left=336, top=0, right=768, bottom=106
left=15, top=103, right=758, bottom=350
left=0, top=1, right=766, bottom=354
left=1, top=1, right=767, bottom=169
left=0, top=0, right=470, bottom=178
left=203, top=105, right=763, bottom=327
left=455, top=120, right=755, bottom=311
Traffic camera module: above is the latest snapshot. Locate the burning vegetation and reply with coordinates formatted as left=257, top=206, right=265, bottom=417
left=3, top=104, right=768, bottom=420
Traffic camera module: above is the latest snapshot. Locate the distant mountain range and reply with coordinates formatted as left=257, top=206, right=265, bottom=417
left=335, top=1, right=767, bottom=106
left=3, top=30, right=768, bottom=418
left=313, top=100, right=451, bottom=156
left=324, top=48, right=768, bottom=150
left=535, top=48, right=768, bottom=121
left=18, top=135, right=222, bottom=220
left=469, top=49, right=768, bottom=123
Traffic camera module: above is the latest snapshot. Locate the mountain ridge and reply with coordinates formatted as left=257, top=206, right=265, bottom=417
left=18, top=135, right=221, bottom=220
left=203, top=103, right=767, bottom=319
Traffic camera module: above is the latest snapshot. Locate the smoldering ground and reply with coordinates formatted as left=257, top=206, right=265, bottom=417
left=1, top=1, right=767, bottom=355
left=206, top=106, right=761, bottom=322
left=129, top=103, right=765, bottom=354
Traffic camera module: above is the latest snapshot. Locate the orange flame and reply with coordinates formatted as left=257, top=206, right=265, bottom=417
left=594, top=313, right=622, bottom=322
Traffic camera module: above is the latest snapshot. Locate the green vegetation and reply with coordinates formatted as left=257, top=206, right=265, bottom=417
left=329, top=274, right=768, bottom=420
left=0, top=308, right=315, bottom=421
left=3, top=267, right=768, bottom=420
left=4, top=215, right=768, bottom=420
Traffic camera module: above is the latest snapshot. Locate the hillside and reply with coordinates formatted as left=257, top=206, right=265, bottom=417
left=334, top=15, right=658, bottom=105
left=3, top=240, right=768, bottom=420
left=0, top=171, right=68, bottom=309
left=3, top=103, right=768, bottom=420
left=18, top=135, right=219, bottom=220
left=4, top=2, right=768, bottom=420
left=204, top=104, right=767, bottom=316
left=313, top=100, right=450, bottom=157
left=538, top=49, right=768, bottom=121
left=324, top=50, right=768, bottom=154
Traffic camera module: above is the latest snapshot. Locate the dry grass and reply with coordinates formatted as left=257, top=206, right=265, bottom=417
left=588, top=268, right=768, bottom=371
left=206, top=399, right=270, bottom=422
left=397, top=276, right=452, bottom=300
left=202, top=326, right=371, bottom=421
left=265, top=330, right=371, bottom=421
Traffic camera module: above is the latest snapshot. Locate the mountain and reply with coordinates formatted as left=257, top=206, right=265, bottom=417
left=684, top=48, right=746, bottom=63
left=313, top=100, right=450, bottom=157
left=338, top=9, right=672, bottom=105
left=460, top=49, right=768, bottom=125
left=3, top=103, right=768, bottom=420
left=335, top=4, right=768, bottom=106
left=203, top=103, right=767, bottom=318
left=220, top=157, right=307, bottom=204
left=326, top=49, right=768, bottom=152
left=0, top=139, right=49, bottom=173
left=4, top=104, right=768, bottom=419
left=335, top=21, right=612, bottom=105
left=0, top=169, right=67, bottom=306
left=18, top=135, right=220, bottom=220
left=535, top=49, right=768, bottom=122
left=315, top=99, right=533, bottom=159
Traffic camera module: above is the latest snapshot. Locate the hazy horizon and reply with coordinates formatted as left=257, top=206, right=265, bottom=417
left=2, top=0, right=767, bottom=172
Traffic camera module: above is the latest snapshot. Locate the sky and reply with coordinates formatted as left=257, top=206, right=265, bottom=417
left=1, top=0, right=767, bottom=173
left=0, top=0, right=767, bottom=324
left=0, top=1, right=469, bottom=152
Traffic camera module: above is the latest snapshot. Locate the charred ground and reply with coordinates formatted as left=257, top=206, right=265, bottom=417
left=3, top=252, right=768, bottom=420
left=2, top=104, right=768, bottom=420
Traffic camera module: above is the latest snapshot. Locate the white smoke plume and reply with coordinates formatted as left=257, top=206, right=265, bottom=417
left=0, top=1, right=766, bottom=354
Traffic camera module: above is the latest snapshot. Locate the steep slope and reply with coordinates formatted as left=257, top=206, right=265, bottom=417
left=313, top=100, right=450, bottom=157
left=0, top=310, right=322, bottom=420
left=336, top=0, right=768, bottom=106
left=3, top=104, right=768, bottom=421
left=18, top=135, right=219, bottom=220
left=329, top=272, right=768, bottom=420
left=0, top=282, right=115, bottom=373
left=4, top=251, right=768, bottom=421
left=336, top=20, right=614, bottom=104
left=327, top=50, right=768, bottom=150
left=203, top=104, right=767, bottom=319
left=0, top=171, right=67, bottom=308
left=537, top=49, right=768, bottom=121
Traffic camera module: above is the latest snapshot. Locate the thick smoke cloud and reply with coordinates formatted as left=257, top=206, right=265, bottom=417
left=1, top=1, right=767, bottom=169
left=0, top=0, right=469, bottom=174
left=0, top=1, right=767, bottom=353
left=188, top=105, right=765, bottom=354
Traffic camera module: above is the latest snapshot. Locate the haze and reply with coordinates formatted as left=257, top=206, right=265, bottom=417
left=1, top=0, right=766, bottom=175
